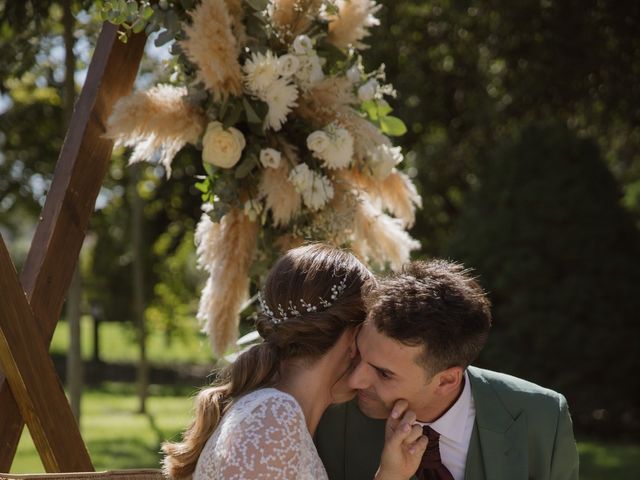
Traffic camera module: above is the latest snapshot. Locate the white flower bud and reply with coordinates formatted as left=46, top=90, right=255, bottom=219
left=277, top=54, right=300, bottom=78
left=259, top=148, right=282, bottom=169
left=293, top=35, right=313, bottom=54
left=358, top=78, right=379, bottom=102
left=347, top=65, right=361, bottom=83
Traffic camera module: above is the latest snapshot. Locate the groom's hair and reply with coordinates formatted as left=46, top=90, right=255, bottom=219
left=365, top=260, right=492, bottom=376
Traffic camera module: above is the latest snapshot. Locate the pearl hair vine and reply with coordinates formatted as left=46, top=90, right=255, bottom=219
left=258, top=275, right=349, bottom=324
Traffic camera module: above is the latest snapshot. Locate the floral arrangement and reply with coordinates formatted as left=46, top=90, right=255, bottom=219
left=104, top=0, right=422, bottom=355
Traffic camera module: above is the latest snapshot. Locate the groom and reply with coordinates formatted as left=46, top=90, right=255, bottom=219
left=315, top=260, right=579, bottom=480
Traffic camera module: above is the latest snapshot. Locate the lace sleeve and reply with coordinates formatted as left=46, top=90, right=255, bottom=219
left=199, top=390, right=308, bottom=480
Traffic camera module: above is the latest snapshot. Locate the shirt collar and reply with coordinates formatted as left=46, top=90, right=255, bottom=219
left=415, top=370, right=472, bottom=444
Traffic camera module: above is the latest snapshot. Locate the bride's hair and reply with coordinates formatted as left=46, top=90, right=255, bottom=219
left=162, top=243, right=373, bottom=479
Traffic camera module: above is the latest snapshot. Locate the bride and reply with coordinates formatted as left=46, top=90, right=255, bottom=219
left=162, top=244, right=427, bottom=479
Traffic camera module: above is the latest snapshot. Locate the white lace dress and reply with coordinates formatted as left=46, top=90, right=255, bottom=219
left=193, top=388, right=329, bottom=480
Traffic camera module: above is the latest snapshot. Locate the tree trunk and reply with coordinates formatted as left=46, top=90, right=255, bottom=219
left=63, top=0, right=82, bottom=422
left=130, top=163, right=149, bottom=414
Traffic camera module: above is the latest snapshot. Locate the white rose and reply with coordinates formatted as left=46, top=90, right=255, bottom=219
left=347, top=65, right=361, bottom=83
left=369, top=144, right=404, bottom=180
left=307, top=131, right=331, bottom=155
left=202, top=121, right=246, bottom=168
left=260, top=148, right=282, bottom=169
left=277, top=54, right=300, bottom=78
left=292, top=35, right=313, bottom=54
left=358, top=78, right=378, bottom=102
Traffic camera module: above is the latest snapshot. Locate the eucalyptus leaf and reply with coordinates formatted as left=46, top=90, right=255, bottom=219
left=166, top=10, right=180, bottom=34
left=155, top=29, right=174, bottom=47
left=243, top=98, right=262, bottom=124
left=132, top=20, right=146, bottom=34
left=127, top=1, right=138, bottom=16
left=234, top=154, right=258, bottom=179
left=141, top=5, right=154, bottom=20
left=380, top=116, right=407, bottom=136
left=203, top=162, right=218, bottom=178
left=376, top=99, right=393, bottom=117
left=361, top=100, right=378, bottom=121
left=223, top=102, right=242, bottom=129
left=245, top=0, right=269, bottom=11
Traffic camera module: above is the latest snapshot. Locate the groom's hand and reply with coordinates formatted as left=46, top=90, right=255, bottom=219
left=376, top=400, right=428, bottom=480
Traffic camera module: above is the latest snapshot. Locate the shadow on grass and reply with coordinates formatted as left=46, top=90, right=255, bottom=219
left=579, top=442, right=640, bottom=480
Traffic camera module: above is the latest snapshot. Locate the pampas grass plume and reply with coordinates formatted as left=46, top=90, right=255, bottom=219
left=196, top=209, right=258, bottom=356
left=181, top=0, right=243, bottom=101
left=259, top=165, right=302, bottom=227
left=352, top=195, right=420, bottom=270
left=270, top=0, right=324, bottom=40
left=327, top=0, right=381, bottom=49
left=105, top=85, right=205, bottom=176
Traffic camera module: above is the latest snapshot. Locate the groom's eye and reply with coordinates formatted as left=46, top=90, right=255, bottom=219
left=376, top=368, right=391, bottom=380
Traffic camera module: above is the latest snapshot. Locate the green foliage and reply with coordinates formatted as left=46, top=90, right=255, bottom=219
left=364, top=0, right=640, bottom=254
left=361, top=99, right=407, bottom=136
left=98, top=0, right=156, bottom=42
left=448, top=123, right=640, bottom=435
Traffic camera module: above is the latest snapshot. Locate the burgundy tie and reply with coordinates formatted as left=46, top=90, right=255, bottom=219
left=415, top=426, right=455, bottom=480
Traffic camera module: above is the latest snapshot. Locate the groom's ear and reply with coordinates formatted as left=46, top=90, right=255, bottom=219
left=435, top=366, right=464, bottom=396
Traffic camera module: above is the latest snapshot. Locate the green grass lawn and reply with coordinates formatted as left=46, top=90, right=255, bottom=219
left=9, top=383, right=640, bottom=477
left=50, top=317, right=215, bottom=366
left=12, top=384, right=195, bottom=473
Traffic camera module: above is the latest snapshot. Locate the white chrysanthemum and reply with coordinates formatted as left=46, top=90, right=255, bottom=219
left=358, top=78, right=378, bottom=101
left=264, top=78, right=298, bottom=131
left=288, top=163, right=314, bottom=192
left=295, top=54, right=324, bottom=90
left=243, top=50, right=279, bottom=93
left=303, top=172, right=334, bottom=211
left=369, top=144, right=404, bottom=179
left=260, top=148, right=282, bottom=169
left=307, top=131, right=331, bottom=155
left=292, top=34, right=313, bottom=54
left=277, top=54, right=300, bottom=78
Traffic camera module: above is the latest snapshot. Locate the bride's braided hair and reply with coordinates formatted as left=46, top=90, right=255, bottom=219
left=162, top=243, right=373, bottom=479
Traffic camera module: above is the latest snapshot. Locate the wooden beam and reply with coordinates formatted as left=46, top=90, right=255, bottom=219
left=0, top=23, right=146, bottom=471
left=0, top=235, right=93, bottom=472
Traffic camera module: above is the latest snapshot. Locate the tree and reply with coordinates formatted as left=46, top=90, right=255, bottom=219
left=448, top=122, right=640, bottom=435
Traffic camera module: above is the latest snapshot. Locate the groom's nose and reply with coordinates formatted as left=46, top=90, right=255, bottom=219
left=347, top=354, right=370, bottom=390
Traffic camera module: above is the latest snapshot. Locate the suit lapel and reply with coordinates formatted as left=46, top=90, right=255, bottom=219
left=467, top=367, right=528, bottom=480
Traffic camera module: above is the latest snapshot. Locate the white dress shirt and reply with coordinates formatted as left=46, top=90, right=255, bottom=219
left=415, top=370, right=476, bottom=480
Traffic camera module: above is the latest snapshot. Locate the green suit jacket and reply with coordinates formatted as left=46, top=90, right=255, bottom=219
left=315, top=366, right=579, bottom=480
